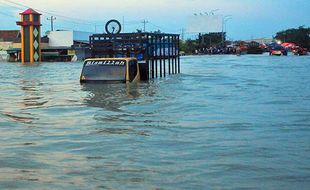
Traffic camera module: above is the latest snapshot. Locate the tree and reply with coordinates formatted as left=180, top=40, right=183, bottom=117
left=180, top=39, right=197, bottom=54
left=179, top=32, right=225, bottom=54
left=274, top=26, right=310, bottom=49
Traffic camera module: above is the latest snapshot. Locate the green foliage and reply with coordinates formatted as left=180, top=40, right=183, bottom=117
left=180, top=32, right=225, bottom=54
left=275, top=26, right=310, bottom=49
left=199, top=32, right=224, bottom=48
left=180, top=40, right=197, bottom=54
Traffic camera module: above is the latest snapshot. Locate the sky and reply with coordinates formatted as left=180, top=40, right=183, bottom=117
left=0, top=0, right=309, bottom=40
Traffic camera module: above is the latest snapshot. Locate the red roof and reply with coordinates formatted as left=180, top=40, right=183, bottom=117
left=0, top=30, right=20, bottom=42
left=20, top=8, right=41, bottom=15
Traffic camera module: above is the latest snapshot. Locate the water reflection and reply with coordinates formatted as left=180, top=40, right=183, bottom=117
left=81, top=82, right=156, bottom=136
left=81, top=83, right=141, bottom=111
left=0, top=78, right=47, bottom=125
left=1, top=111, right=39, bottom=124
left=19, top=79, right=48, bottom=109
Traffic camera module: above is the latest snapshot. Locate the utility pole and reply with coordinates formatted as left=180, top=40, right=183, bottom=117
left=142, top=19, right=148, bottom=32
left=181, top=28, right=185, bottom=41
left=122, top=16, right=125, bottom=33
left=47, top=16, right=56, bottom=31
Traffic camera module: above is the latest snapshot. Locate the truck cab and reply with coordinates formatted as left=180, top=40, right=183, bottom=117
left=80, top=58, right=140, bottom=83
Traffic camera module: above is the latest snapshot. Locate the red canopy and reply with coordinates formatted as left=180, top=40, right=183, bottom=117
left=281, top=42, right=296, bottom=48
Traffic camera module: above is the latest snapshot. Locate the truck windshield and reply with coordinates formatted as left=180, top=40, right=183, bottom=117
left=81, top=60, right=126, bottom=81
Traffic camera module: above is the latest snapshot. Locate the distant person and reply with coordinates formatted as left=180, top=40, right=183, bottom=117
left=236, top=46, right=241, bottom=56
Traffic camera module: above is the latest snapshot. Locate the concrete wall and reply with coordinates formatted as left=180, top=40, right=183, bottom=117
left=0, top=42, right=13, bottom=51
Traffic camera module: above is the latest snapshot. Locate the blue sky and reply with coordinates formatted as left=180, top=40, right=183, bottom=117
left=0, top=0, right=309, bottom=40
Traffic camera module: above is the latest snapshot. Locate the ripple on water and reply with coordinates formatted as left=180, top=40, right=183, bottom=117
left=0, top=56, right=310, bottom=189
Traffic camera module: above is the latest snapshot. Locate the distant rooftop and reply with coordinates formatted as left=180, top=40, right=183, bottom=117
left=0, top=30, right=20, bottom=42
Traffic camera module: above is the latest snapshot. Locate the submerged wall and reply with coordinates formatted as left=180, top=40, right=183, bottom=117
left=0, top=51, right=8, bottom=61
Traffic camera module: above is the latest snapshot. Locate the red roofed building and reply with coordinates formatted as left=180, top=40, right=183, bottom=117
left=0, top=30, right=21, bottom=42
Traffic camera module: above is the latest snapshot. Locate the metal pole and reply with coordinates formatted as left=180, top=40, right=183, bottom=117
left=159, top=35, right=162, bottom=77
left=163, top=36, right=166, bottom=77
left=122, top=16, right=125, bottom=32
left=151, top=35, right=155, bottom=78
left=168, top=35, right=171, bottom=75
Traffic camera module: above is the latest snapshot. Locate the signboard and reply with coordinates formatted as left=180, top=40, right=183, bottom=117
left=81, top=59, right=127, bottom=81
left=186, top=15, right=223, bottom=33
left=47, top=31, right=73, bottom=47
left=85, top=60, right=126, bottom=66
left=67, top=49, right=76, bottom=56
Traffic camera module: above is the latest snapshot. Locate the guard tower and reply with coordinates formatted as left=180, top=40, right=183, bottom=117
left=16, top=8, right=41, bottom=64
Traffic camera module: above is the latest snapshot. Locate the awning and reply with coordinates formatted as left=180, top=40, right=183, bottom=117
left=6, top=48, right=21, bottom=54
left=41, top=52, right=60, bottom=56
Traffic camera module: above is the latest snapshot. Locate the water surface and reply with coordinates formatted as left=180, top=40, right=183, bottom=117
left=0, top=55, right=310, bottom=189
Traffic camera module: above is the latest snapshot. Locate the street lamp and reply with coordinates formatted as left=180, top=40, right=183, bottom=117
left=224, top=17, right=232, bottom=33
left=210, top=9, right=219, bottom=15
left=222, top=15, right=232, bottom=46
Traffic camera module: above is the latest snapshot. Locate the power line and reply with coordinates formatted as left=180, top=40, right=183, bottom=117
left=0, top=0, right=180, bottom=34
left=0, top=0, right=26, bottom=10
left=148, top=22, right=164, bottom=30
left=0, top=11, right=15, bottom=18
left=2, top=0, right=101, bottom=26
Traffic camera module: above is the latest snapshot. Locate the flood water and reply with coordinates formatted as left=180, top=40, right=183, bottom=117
left=0, top=55, right=310, bottom=189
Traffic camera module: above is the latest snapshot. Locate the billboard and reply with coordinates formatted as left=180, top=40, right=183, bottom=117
left=186, top=15, right=223, bottom=33
left=47, top=31, right=73, bottom=47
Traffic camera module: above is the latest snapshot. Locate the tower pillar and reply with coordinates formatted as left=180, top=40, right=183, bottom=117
left=16, top=8, right=41, bottom=64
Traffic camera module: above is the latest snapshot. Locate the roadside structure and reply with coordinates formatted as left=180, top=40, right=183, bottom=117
left=16, top=8, right=42, bottom=64
left=0, top=30, right=21, bottom=61
left=0, top=29, right=91, bottom=62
